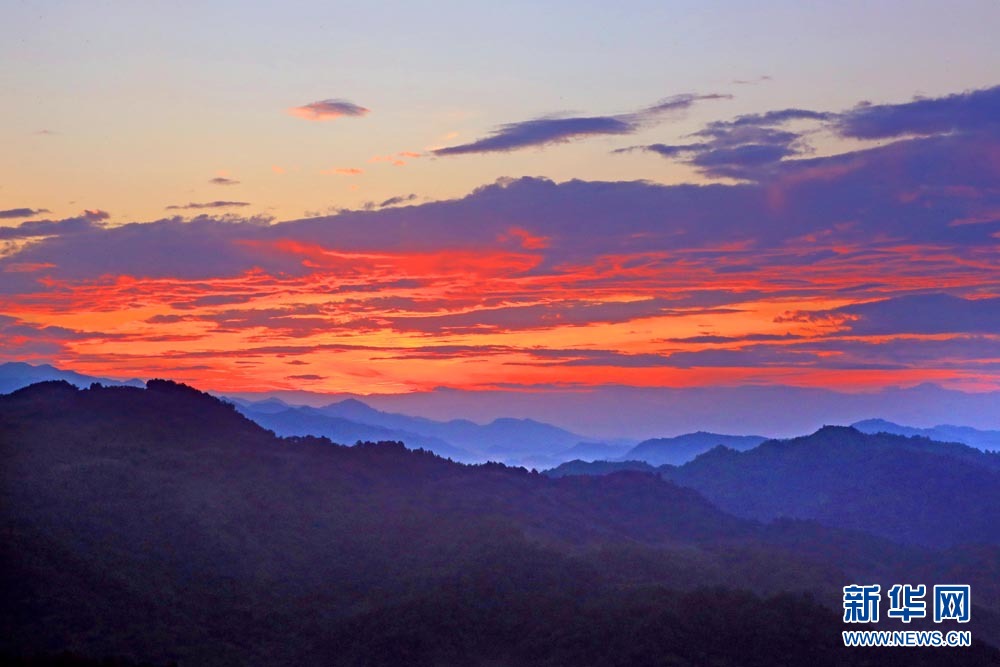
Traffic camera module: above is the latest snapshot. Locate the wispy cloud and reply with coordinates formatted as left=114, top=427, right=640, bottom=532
left=617, top=108, right=830, bottom=179
left=287, top=98, right=370, bottom=122
left=0, top=208, right=50, bottom=219
left=732, top=75, right=773, bottom=85
left=320, top=167, right=364, bottom=176
left=369, top=151, right=423, bottom=166
left=367, top=194, right=418, bottom=209
left=621, top=85, right=1000, bottom=181
left=165, top=201, right=250, bottom=210
left=642, top=93, right=732, bottom=114
left=0, top=211, right=106, bottom=240
left=209, top=177, right=240, bottom=186
left=433, top=93, right=731, bottom=156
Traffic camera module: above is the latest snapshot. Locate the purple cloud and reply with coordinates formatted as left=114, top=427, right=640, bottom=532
left=626, top=86, right=1000, bottom=181
left=817, top=294, right=1000, bottom=336
left=166, top=201, right=250, bottom=210
left=0, top=208, right=50, bottom=219
left=433, top=93, right=730, bottom=156
left=620, top=108, right=828, bottom=179
left=5, top=130, right=998, bottom=286
left=209, top=177, right=240, bottom=186
left=145, top=314, right=189, bottom=324
left=837, top=85, right=1000, bottom=140
left=0, top=213, right=103, bottom=240
left=614, top=143, right=708, bottom=158
left=642, top=93, right=732, bottom=114
left=689, top=142, right=798, bottom=173
left=287, top=99, right=370, bottom=122
left=0, top=214, right=282, bottom=287
left=434, top=116, right=635, bottom=156
left=368, top=194, right=418, bottom=210
left=724, top=108, right=831, bottom=127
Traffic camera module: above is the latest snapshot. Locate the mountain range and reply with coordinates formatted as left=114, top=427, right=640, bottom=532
left=0, top=361, right=143, bottom=394
left=234, top=397, right=613, bottom=465
left=2, top=379, right=1000, bottom=665
left=548, top=426, right=1000, bottom=548
left=228, top=381, right=1000, bottom=439
left=5, top=361, right=1000, bottom=465
left=0, top=362, right=620, bottom=466
left=852, top=418, right=1000, bottom=452
left=621, top=432, right=768, bottom=466
left=10, top=360, right=995, bottom=439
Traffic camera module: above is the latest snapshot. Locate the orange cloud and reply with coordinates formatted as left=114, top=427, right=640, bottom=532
left=369, top=155, right=405, bottom=166
left=368, top=151, right=423, bottom=166
left=320, top=167, right=364, bottom=176
left=2, top=146, right=998, bottom=397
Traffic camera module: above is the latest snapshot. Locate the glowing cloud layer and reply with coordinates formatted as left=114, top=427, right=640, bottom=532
left=1, top=87, right=998, bottom=395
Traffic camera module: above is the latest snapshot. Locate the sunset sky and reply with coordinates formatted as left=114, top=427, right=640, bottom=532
left=2, top=1, right=999, bottom=397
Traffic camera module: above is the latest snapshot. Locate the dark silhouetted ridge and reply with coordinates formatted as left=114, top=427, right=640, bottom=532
left=3, top=381, right=999, bottom=665
left=545, top=459, right=655, bottom=478
left=663, top=425, right=1000, bottom=547
left=623, top=431, right=766, bottom=466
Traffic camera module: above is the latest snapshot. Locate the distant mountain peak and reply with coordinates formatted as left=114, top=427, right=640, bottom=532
left=255, top=397, right=290, bottom=407
left=490, top=416, right=542, bottom=426
left=691, top=444, right=740, bottom=462
left=853, top=418, right=897, bottom=427
left=0, top=360, right=145, bottom=395
left=664, top=424, right=1000, bottom=548
left=851, top=418, right=1000, bottom=452
left=1, top=361, right=53, bottom=371
left=7, top=379, right=78, bottom=399
left=331, top=397, right=376, bottom=410
left=623, top=431, right=768, bottom=466
left=146, top=379, right=233, bottom=407
left=814, top=424, right=860, bottom=435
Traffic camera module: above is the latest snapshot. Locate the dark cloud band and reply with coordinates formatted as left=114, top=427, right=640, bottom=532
left=434, top=93, right=730, bottom=156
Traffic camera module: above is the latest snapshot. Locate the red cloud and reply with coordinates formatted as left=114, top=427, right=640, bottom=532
left=499, top=226, right=550, bottom=250
left=3, top=86, right=1000, bottom=396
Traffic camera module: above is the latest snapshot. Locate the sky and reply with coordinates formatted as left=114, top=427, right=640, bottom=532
left=1, top=1, right=999, bottom=403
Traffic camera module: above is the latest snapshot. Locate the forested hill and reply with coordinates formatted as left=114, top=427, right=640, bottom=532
left=547, top=425, right=1000, bottom=548
left=661, top=425, right=1000, bottom=547
left=2, top=381, right=998, bottom=665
